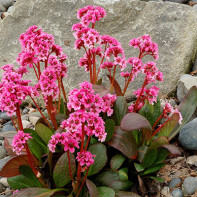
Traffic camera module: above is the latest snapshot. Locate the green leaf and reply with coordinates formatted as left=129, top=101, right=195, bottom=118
left=53, top=152, right=76, bottom=187
left=162, top=144, right=181, bottom=155
left=112, top=96, right=128, bottom=126
left=134, top=163, right=144, bottom=172
left=107, top=75, right=123, bottom=96
left=35, top=123, right=54, bottom=144
left=169, top=86, right=197, bottom=140
left=154, top=148, right=170, bottom=164
left=150, top=176, right=164, bottom=183
left=105, top=119, right=115, bottom=142
left=137, top=145, right=148, bottom=163
left=157, top=113, right=180, bottom=138
left=60, top=98, right=66, bottom=114
left=120, top=113, right=151, bottom=131
left=96, top=78, right=102, bottom=85
left=142, top=163, right=165, bottom=175
left=110, top=154, right=126, bottom=170
left=115, top=191, right=141, bottom=197
left=97, top=187, right=115, bottom=197
left=88, top=143, right=107, bottom=176
left=118, top=168, right=128, bottom=181
left=8, top=175, right=36, bottom=189
left=86, top=179, right=99, bottom=197
left=94, top=170, right=119, bottom=186
left=19, top=165, right=42, bottom=187
left=142, top=149, right=157, bottom=168
left=108, top=180, right=133, bottom=190
left=11, top=188, right=62, bottom=197
left=107, top=127, right=137, bottom=159
left=149, top=136, right=169, bottom=149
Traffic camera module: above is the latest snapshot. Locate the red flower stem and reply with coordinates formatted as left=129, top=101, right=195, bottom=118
left=60, top=78, right=68, bottom=103
left=152, top=111, right=164, bottom=130
left=16, top=103, right=23, bottom=131
left=110, top=65, right=117, bottom=92
left=67, top=151, right=75, bottom=182
left=30, top=96, right=53, bottom=130
left=84, top=135, right=91, bottom=151
left=10, top=116, right=18, bottom=132
left=32, top=64, right=39, bottom=80
left=151, top=117, right=170, bottom=138
left=122, top=72, right=133, bottom=95
left=133, top=78, right=147, bottom=112
left=76, top=168, right=89, bottom=197
left=80, top=123, right=85, bottom=153
left=93, top=53, right=97, bottom=84
left=37, top=62, right=41, bottom=78
left=88, top=49, right=93, bottom=84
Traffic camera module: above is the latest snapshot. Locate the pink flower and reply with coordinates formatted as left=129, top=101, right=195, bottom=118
left=12, top=131, right=32, bottom=155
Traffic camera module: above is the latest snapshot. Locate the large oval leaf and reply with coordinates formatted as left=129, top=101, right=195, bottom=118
left=107, top=127, right=137, bottom=159
left=53, top=152, right=76, bottom=187
left=35, top=123, right=53, bottom=144
left=108, top=180, right=133, bottom=190
left=142, top=149, right=157, bottom=168
left=86, top=179, right=99, bottom=197
left=0, top=155, right=39, bottom=177
left=120, top=113, right=151, bottom=131
left=112, top=96, right=128, bottom=126
left=110, top=154, right=126, bottom=170
left=169, top=86, right=197, bottom=140
left=105, top=119, right=115, bottom=142
left=88, top=143, right=107, bottom=176
left=97, top=187, right=115, bottom=197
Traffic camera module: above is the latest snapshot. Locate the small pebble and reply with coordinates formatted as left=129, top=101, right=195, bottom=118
left=0, top=178, right=9, bottom=187
left=0, top=147, right=6, bottom=159
left=169, top=177, right=181, bottom=189
left=1, top=12, right=9, bottom=19
left=2, top=125, right=16, bottom=132
left=22, top=108, right=29, bottom=115
left=0, top=183, right=5, bottom=193
left=22, top=120, right=31, bottom=129
left=171, top=189, right=183, bottom=197
left=183, top=177, right=197, bottom=195
left=0, top=113, right=10, bottom=121
left=29, top=116, right=40, bottom=126
left=186, top=155, right=197, bottom=166
left=7, top=5, right=14, bottom=13
left=193, top=5, right=197, bottom=12
left=5, top=188, right=12, bottom=197
left=21, top=114, right=29, bottom=121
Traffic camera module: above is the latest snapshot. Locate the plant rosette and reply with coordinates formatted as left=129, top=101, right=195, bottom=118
left=0, top=5, right=196, bottom=197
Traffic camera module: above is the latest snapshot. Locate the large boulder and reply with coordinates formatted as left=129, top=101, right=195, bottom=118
left=0, top=0, right=197, bottom=95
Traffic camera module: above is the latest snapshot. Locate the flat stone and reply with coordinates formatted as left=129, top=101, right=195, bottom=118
left=171, top=189, right=183, bottom=197
left=183, top=177, right=197, bottom=195
left=193, top=5, right=197, bottom=12
left=0, top=0, right=15, bottom=9
left=186, top=155, right=197, bottom=166
left=1, top=125, right=16, bottom=132
left=21, top=114, right=29, bottom=121
left=0, top=5, right=6, bottom=12
left=7, top=5, right=14, bottom=13
left=0, top=178, right=9, bottom=187
left=0, top=0, right=196, bottom=96
left=3, top=121, right=13, bottom=126
left=0, top=147, right=6, bottom=159
left=169, top=177, right=182, bottom=189
left=29, top=116, right=40, bottom=126
left=0, top=183, right=5, bottom=194
left=0, top=113, right=10, bottom=121
left=177, top=75, right=197, bottom=102
left=179, top=118, right=197, bottom=150
left=22, top=120, right=31, bottom=129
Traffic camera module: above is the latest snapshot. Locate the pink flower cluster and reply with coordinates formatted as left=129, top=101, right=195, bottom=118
left=67, top=81, right=116, bottom=116
left=129, top=34, right=159, bottom=61
left=0, top=65, right=32, bottom=116
left=76, top=151, right=96, bottom=171
left=12, top=130, right=32, bottom=155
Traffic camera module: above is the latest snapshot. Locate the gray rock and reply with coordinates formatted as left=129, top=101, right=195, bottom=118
left=0, top=178, right=8, bottom=187
left=0, top=0, right=15, bottom=9
left=21, top=114, right=29, bottom=121
left=7, top=5, right=14, bottom=13
left=5, top=188, right=12, bottom=197
left=0, top=5, right=6, bottom=12
left=3, top=121, right=13, bottom=126
left=0, top=183, right=5, bottom=194
left=186, top=155, right=197, bottom=166
left=0, top=156, right=11, bottom=170
left=179, top=118, right=197, bottom=150
left=29, top=116, right=40, bottom=126
left=183, top=177, right=197, bottom=195
left=192, top=0, right=197, bottom=3
left=22, top=108, right=29, bottom=115
left=1, top=125, right=16, bottom=132
left=0, top=147, right=6, bottom=159
left=0, top=113, right=10, bottom=121
left=177, top=75, right=197, bottom=102
left=0, top=1, right=196, bottom=96
left=169, top=177, right=182, bottom=189
left=22, top=120, right=31, bottom=128
left=171, top=189, right=183, bottom=197
left=193, top=5, right=197, bottom=12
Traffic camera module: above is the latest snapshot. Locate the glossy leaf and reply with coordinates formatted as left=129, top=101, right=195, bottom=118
left=0, top=155, right=39, bottom=177
left=107, top=75, right=123, bottom=96
left=150, top=176, right=164, bottom=183
left=112, top=96, right=128, bottom=126
left=96, top=78, right=102, bottom=85
left=142, top=149, right=157, bottom=168
left=149, top=136, right=169, bottom=149
left=108, top=180, right=133, bottom=190
left=120, top=113, right=151, bottom=131
left=35, top=123, right=53, bottom=144
left=97, top=187, right=115, bottom=197
left=105, top=119, right=115, bottom=142
left=88, top=143, right=107, bottom=176
left=8, top=175, right=37, bottom=189
left=115, top=191, right=141, bottom=197
left=169, top=86, right=197, bottom=140
left=134, top=163, right=144, bottom=172
left=162, top=145, right=181, bottom=155
left=142, top=163, right=165, bottom=175
left=11, top=188, right=61, bottom=197
left=107, top=127, right=137, bottom=159
left=137, top=145, right=148, bottom=163
left=118, top=168, right=128, bottom=181
left=157, top=113, right=180, bottom=138
left=154, top=148, right=170, bottom=164
left=86, top=179, right=99, bottom=197
left=53, top=152, right=76, bottom=187
left=110, top=154, right=126, bottom=170
left=19, top=165, right=42, bottom=187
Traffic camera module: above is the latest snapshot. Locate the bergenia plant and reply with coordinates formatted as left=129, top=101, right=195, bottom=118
left=0, top=5, right=197, bottom=197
